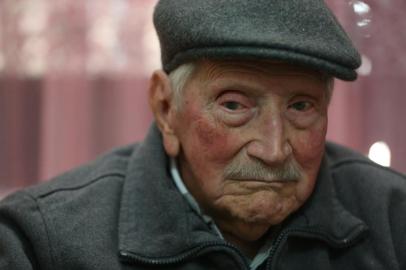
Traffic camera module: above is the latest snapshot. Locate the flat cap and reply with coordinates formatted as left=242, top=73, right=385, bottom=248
left=153, top=0, right=361, bottom=81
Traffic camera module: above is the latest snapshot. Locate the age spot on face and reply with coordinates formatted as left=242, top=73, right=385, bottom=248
left=194, top=117, right=232, bottom=155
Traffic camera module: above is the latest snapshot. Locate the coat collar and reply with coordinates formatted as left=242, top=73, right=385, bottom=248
left=118, top=123, right=368, bottom=259
left=118, top=124, right=219, bottom=259
left=284, top=155, right=368, bottom=245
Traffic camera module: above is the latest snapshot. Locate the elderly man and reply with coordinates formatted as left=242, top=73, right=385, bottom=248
left=1, top=0, right=405, bottom=269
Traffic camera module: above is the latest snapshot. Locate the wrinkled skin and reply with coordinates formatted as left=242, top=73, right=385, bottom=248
left=149, top=59, right=330, bottom=256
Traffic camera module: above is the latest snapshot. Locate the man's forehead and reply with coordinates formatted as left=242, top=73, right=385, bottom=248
left=193, top=59, right=328, bottom=84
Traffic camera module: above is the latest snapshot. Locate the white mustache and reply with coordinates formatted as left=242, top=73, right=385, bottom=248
left=224, top=155, right=302, bottom=182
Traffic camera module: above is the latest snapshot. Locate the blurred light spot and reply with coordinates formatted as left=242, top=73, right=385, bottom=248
left=22, top=37, right=48, bottom=77
left=19, top=0, right=48, bottom=34
left=89, top=16, right=118, bottom=50
left=352, top=1, right=371, bottom=15
left=357, top=55, right=373, bottom=76
left=357, top=19, right=371, bottom=27
left=142, top=23, right=161, bottom=74
left=86, top=3, right=124, bottom=75
left=368, top=141, right=391, bottom=167
left=350, top=0, right=372, bottom=37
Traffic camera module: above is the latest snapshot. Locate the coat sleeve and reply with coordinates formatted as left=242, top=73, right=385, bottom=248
left=0, top=191, right=54, bottom=270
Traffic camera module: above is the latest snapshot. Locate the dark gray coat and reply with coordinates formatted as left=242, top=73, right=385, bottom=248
left=1, top=124, right=405, bottom=270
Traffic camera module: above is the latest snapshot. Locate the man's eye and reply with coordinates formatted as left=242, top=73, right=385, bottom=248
left=289, top=101, right=312, bottom=111
left=223, top=101, right=243, bottom=111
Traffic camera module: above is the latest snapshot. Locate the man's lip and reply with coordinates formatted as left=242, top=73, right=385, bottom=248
left=230, top=178, right=298, bottom=183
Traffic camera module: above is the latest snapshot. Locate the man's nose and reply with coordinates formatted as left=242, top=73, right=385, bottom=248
left=246, top=114, right=292, bottom=165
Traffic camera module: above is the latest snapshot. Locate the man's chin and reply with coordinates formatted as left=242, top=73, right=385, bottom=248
left=213, top=204, right=291, bottom=243
left=232, top=206, right=289, bottom=226
left=213, top=193, right=300, bottom=228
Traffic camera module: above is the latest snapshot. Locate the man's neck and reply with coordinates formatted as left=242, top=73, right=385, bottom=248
left=213, top=218, right=273, bottom=259
left=222, top=230, right=269, bottom=259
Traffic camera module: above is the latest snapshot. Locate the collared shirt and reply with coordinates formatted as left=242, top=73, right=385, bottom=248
left=170, top=158, right=273, bottom=270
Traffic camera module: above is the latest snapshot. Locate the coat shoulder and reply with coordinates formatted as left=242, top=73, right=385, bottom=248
left=325, top=141, right=406, bottom=187
left=23, top=144, right=138, bottom=200
left=0, top=144, right=139, bottom=270
left=325, top=142, right=406, bottom=269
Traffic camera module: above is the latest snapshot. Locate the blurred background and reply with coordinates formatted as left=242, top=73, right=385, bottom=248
left=1, top=0, right=405, bottom=198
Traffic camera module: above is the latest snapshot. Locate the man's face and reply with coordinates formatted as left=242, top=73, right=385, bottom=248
left=170, top=60, right=329, bottom=235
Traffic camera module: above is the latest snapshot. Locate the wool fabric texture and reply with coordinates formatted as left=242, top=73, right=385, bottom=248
left=153, top=0, right=361, bottom=81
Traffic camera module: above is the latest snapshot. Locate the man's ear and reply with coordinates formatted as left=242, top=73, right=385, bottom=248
left=148, top=70, right=180, bottom=157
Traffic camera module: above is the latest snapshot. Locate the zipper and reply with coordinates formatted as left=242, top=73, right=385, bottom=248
left=120, top=241, right=250, bottom=269
left=265, top=225, right=367, bottom=270
left=121, top=226, right=366, bottom=269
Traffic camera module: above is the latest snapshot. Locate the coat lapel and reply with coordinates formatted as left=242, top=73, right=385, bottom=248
left=118, top=124, right=219, bottom=260
left=285, top=155, right=368, bottom=247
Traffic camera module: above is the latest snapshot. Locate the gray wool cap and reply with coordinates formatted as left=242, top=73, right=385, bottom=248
left=153, top=0, right=361, bottom=81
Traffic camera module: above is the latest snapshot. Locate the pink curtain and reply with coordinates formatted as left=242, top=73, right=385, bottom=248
left=326, top=0, right=406, bottom=173
left=1, top=0, right=406, bottom=197
left=0, top=0, right=158, bottom=195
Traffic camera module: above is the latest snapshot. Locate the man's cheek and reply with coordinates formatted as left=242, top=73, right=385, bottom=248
left=294, top=126, right=327, bottom=167
left=192, top=118, right=241, bottom=164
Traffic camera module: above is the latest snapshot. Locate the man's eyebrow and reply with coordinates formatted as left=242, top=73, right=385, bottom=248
left=207, top=78, right=269, bottom=95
